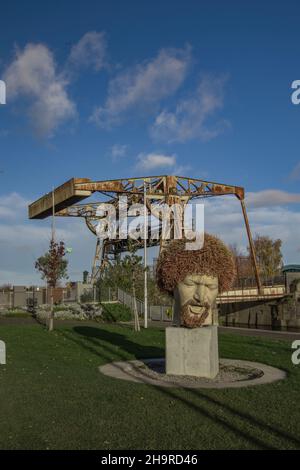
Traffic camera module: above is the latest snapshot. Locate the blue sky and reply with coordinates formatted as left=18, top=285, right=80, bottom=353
left=1, top=0, right=300, bottom=284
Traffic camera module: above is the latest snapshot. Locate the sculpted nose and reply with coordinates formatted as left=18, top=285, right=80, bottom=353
left=194, top=285, right=206, bottom=303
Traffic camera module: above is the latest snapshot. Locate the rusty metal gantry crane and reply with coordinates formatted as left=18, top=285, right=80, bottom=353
left=28, top=175, right=262, bottom=292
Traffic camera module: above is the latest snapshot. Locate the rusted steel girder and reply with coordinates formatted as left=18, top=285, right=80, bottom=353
left=74, top=175, right=244, bottom=199
left=240, top=199, right=263, bottom=294
left=28, top=175, right=244, bottom=220
left=28, top=178, right=92, bottom=219
left=28, top=175, right=260, bottom=291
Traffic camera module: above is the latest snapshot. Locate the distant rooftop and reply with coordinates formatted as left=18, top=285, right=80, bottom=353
left=282, top=264, right=300, bottom=273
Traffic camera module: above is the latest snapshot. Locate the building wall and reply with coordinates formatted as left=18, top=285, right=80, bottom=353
left=219, top=294, right=300, bottom=329
left=0, top=284, right=85, bottom=308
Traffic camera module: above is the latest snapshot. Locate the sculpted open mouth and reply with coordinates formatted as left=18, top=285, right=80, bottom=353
left=181, top=301, right=211, bottom=327
left=188, top=305, right=206, bottom=315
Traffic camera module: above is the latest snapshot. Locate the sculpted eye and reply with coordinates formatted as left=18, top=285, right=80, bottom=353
left=184, top=280, right=195, bottom=286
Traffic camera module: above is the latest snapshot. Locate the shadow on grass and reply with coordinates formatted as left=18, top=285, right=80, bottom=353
left=56, top=324, right=300, bottom=449
left=74, top=325, right=163, bottom=359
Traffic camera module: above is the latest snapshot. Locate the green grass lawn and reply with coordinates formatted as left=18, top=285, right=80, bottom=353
left=0, top=321, right=299, bottom=450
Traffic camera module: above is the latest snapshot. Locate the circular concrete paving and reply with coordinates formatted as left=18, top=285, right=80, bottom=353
left=99, top=358, right=286, bottom=389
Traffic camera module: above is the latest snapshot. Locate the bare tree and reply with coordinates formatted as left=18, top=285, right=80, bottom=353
left=229, top=244, right=253, bottom=286
left=35, top=240, right=68, bottom=331
left=249, top=235, right=283, bottom=281
left=120, top=240, right=142, bottom=332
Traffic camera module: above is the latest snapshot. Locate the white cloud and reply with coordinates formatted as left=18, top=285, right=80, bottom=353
left=202, top=196, right=300, bottom=264
left=4, top=43, right=76, bottom=137
left=110, top=144, right=128, bottom=161
left=2, top=187, right=300, bottom=285
left=135, top=153, right=176, bottom=171
left=0, top=192, right=29, bottom=219
left=0, top=192, right=96, bottom=285
left=172, top=164, right=192, bottom=175
left=246, top=190, right=300, bottom=208
left=0, top=269, right=42, bottom=286
left=150, top=76, right=228, bottom=143
left=68, top=31, right=107, bottom=71
left=90, top=45, right=191, bottom=128
left=0, top=222, right=81, bottom=246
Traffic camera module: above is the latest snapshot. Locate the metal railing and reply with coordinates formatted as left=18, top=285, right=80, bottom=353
left=117, top=288, right=173, bottom=322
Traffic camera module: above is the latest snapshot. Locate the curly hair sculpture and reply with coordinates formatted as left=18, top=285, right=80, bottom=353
left=156, top=233, right=236, bottom=296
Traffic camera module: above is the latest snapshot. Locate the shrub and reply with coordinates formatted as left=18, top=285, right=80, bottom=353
left=101, top=302, right=132, bottom=322
left=0, top=309, right=31, bottom=318
left=34, top=302, right=131, bottom=322
left=80, top=291, right=94, bottom=303
left=35, top=303, right=103, bottom=321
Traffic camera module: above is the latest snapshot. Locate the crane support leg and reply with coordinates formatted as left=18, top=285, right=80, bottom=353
left=240, top=199, right=262, bottom=294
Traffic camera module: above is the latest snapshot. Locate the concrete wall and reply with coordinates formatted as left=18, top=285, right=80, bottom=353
left=0, top=283, right=87, bottom=308
left=285, top=272, right=300, bottom=293
left=219, top=294, right=300, bottom=329
left=0, top=290, right=11, bottom=307
left=219, top=300, right=274, bottom=327
left=13, top=286, right=28, bottom=307
left=0, top=286, right=45, bottom=308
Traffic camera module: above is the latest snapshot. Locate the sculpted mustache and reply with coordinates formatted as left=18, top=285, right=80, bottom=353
left=183, top=300, right=210, bottom=308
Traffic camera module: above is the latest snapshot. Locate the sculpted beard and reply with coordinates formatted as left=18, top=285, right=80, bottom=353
left=181, top=299, right=211, bottom=328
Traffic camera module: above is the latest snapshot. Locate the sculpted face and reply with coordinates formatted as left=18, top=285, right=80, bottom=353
left=174, top=274, right=218, bottom=327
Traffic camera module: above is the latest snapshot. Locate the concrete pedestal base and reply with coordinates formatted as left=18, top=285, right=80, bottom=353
left=166, top=326, right=219, bottom=378
left=0, top=340, right=6, bottom=365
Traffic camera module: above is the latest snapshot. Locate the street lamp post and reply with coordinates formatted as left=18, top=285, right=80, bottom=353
left=144, top=180, right=148, bottom=329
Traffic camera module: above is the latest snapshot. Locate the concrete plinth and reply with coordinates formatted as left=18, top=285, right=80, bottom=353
left=0, top=340, right=6, bottom=365
left=166, top=326, right=219, bottom=378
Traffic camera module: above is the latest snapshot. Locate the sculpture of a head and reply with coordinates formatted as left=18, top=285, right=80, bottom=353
left=156, top=233, right=236, bottom=328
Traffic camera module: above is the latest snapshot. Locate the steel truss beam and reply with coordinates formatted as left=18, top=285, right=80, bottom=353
left=28, top=175, right=261, bottom=292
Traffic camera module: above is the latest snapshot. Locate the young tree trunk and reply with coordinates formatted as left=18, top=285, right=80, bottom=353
left=48, top=287, right=54, bottom=332
left=132, top=280, right=140, bottom=332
